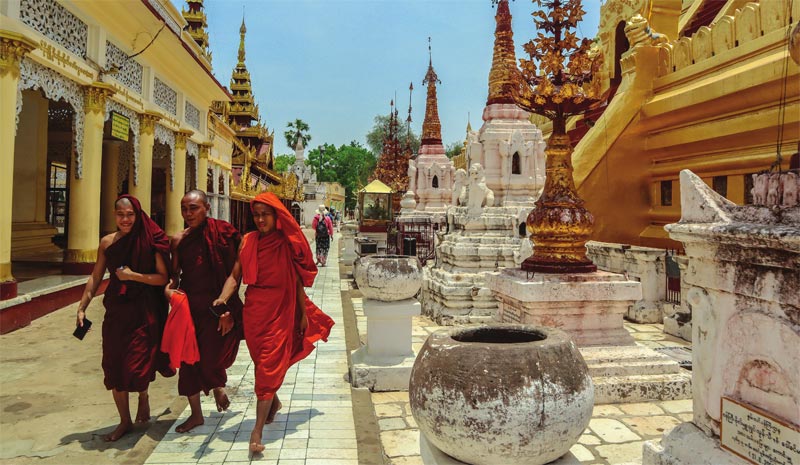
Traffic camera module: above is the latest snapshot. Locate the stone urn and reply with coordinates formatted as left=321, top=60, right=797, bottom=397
left=354, top=255, right=422, bottom=301
left=410, top=325, right=594, bottom=465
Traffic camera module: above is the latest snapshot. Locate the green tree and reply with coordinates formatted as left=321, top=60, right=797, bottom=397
left=284, top=119, right=311, bottom=149
left=445, top=142, right=463, bottom=159
left=307, top=142, right=376, bottom=210
left=273, top=154, right=295, bottom=173
left=366, top=114, right=420, bottom=156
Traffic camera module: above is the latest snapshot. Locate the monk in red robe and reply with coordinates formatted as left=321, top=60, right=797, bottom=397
left=75, top=195, right=171, bottom=441
left=166, top=190, right=243, bottom=433
left=214, top=192, right=334, bottom=453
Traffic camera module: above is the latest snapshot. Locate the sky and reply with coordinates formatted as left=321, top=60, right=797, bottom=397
left=176, top=0, right=602, bottom=156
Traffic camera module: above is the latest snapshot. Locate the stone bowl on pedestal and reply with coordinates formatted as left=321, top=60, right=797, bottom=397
left=353, top=255, right=422, bottom=302
left=409, top=325, right=594, bottom=465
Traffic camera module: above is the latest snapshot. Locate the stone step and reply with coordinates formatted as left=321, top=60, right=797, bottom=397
left=592, top=372, right=692, bottom=404
left=586, top=359, right=682, bottom=377
left=580, top=344, right=682, bottom=365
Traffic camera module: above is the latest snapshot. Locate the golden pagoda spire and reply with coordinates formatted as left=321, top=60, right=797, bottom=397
left=487, top=0, right=519, bottom=105
left=421, top=37, right=442, bottom=145
left=238, top=13, right=247, bottom=65
left=182, top=0, right=212, bottom=65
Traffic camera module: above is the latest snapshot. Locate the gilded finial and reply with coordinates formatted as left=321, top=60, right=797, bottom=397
left=238, top=12, right=246, bottom=64
left=421, top=37, right=442, bottom=145
left=487, top=0, right=519, bottom=105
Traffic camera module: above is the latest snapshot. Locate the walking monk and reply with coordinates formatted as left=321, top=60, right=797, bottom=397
left=75, top=195, right=171, bottom=441
left=166, top=190, right=243, bottom=432
left=213, top=192, right=334, bottom=453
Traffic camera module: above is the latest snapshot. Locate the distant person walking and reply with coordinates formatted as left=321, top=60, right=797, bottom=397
left=75, top=195, right=172, bottom=442
left=312, top=205, right=333, bottom=267
left=166, top=190, right=243, bottom=433
left=213, top=192, right=334, bottom=453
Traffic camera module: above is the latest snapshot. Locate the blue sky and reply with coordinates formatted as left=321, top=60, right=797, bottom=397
left=176, top=0, right=602, bottom=156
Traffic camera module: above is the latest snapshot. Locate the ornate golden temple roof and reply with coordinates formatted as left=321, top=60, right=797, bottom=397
left=229, top=16, right=261, bottom=126
left=182, top=0, right=212, bottom=64
left=487, top=0, right=519, bottom=105
left=421, top=38, right=442, bottom=145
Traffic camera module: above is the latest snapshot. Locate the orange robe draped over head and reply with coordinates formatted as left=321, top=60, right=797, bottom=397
left=241, top=193, right=335, bottom=400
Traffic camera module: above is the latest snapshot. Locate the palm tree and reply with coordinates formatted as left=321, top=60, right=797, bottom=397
left=284, top=119, right=311, bottom=149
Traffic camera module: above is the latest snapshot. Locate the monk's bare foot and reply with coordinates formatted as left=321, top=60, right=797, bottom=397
left=135, top=393, right=150, bottom=423
left=249, top=431, right=265, bottom=453
left=265, top=400, right=283, bottom=424
left=175, top=415, right=204, bottom=433
left=103, top=420, right=132, bottom=442
left=212, top=388, right=230, bottom=412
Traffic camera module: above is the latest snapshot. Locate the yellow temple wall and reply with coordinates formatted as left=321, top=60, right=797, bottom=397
left=1, top=0, right=234, bottom=288
left=574, top=0, right=798, bottom=250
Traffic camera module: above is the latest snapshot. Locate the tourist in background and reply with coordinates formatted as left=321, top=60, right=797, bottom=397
left=312, top=205, right=333, bottom=266
left=212, top=192, right=334, bottom=453
left=166, top=190, right=243, bottom=433
left=75, top=195, right=172, bottom=441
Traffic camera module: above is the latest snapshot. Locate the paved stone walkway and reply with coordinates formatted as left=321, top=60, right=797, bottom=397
left=145, top=237, right=357, bottom=465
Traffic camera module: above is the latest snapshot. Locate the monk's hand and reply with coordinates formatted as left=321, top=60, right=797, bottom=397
left=298, top=312, right=308, bottom=336
left=218, top=311, right=234, bottom=336
left=116, top=265, right=134, bottom=281
left=211, top=298, right=226, bottom=307
left=76, top=308, right=86, bottom=327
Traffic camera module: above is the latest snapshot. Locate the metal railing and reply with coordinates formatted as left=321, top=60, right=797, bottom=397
left=665, top=249, right=681, bottom=304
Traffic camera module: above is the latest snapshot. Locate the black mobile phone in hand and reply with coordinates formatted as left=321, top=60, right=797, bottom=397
left=73, top=318, right=92, bottom=340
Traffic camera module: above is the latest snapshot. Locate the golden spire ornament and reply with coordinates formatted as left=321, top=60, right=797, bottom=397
left=511, top=0, right=604, bottom=273
left=487, top=0, right=519, bottom=105
left=421, top=37, right=443, bottom=145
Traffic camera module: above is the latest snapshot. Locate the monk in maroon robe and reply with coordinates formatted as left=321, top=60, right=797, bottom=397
left=75, top=195, right=171, bottom=441
left=214, top=192, right=334, bottom=453
left=167, top=190, right=243, bottom=433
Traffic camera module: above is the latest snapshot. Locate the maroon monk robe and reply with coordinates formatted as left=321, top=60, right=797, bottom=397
left=101, top=195, right=173, bottom=392
left=176, top=217, right=243, bottom=397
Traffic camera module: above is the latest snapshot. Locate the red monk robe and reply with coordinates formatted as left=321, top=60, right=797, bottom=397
left=102, top=195, right=173, bottom=392
left=175, top=218, right=243, bottom=396
left=240, top=193, right=334, bottom=400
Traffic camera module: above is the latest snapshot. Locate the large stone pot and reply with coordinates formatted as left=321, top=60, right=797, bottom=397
left=354, top=255, right=422, bottom=301
left=409, top=325, right=594, bottom=465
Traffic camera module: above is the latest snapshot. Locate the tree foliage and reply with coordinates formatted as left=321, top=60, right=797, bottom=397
left=445, top=142, right=463, bottom=159
left=307, top=142, right=376, bottom=210
left=284, top=119, right=312, bottom=149
left=273, top=154, right=294, bottom=173
left=366, top=114, right=420, bottom=156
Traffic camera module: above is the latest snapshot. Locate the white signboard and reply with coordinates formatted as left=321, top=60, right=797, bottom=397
left=720, top=397, right=800, bottom=465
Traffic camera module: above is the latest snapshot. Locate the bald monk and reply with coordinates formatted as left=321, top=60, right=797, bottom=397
left=166, top=190, right=243, bottom=433
left=76, top=195, right=171, bottom=441
left=214, top=192, right=334, bottom=453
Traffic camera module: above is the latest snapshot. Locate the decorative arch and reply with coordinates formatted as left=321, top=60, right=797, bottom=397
left=432, top=175, right=439, bottom=188
left=18, top=58, right=86, bottom=178
left=512, top=152, right=521, bottom=175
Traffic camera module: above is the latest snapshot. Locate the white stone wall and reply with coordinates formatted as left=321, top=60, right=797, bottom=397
left=586, top=241, right=668, bottom=324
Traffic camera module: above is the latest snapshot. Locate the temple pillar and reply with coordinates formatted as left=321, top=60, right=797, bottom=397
left=165, top=130, right=193, bottom=235
left=198, top=143, right=211, bottom=194
left=100, top=141, right=122, bottom=235
left=129, top=111, right=160, bottom=213
left=0, top=31, right=36, bottom=299
left=64, top=83, right=115, bottom=275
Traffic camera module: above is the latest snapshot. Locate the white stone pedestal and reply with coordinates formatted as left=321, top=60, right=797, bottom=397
left=487, top=269, right=641, bottom=346
left=487, top=269, right=692, bottom=403
left=420, top=433, right=582, bottom=465
left=349, top=299, right=421, bottom=391
left=340, top=223, right=357, bottom=266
